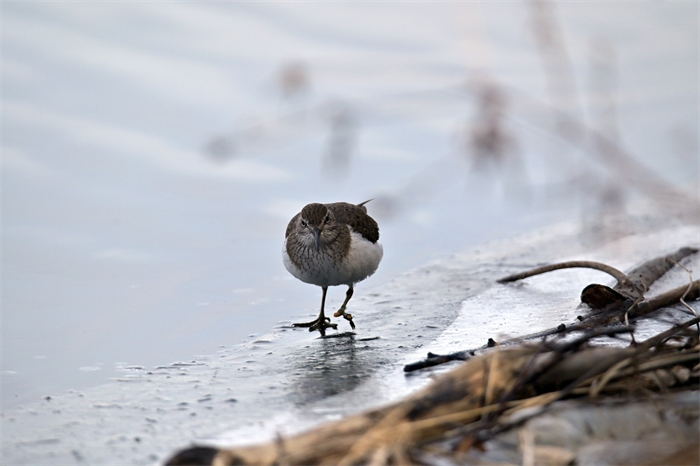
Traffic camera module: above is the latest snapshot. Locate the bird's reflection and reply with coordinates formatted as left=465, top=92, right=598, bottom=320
left=285, top=333, right=381, bottom=406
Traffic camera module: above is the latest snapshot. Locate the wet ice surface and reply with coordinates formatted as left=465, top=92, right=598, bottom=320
left=2, top=220, right=698, bottom=465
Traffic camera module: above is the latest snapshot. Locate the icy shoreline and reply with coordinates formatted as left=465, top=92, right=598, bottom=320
left=3, top=214, right=699, bottom=465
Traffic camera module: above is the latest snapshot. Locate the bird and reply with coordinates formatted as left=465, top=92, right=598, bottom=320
left=283, top=200, right=383, bottom=336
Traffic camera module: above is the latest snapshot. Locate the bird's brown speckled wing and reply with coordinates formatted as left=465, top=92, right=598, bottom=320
left=326, top=202, right=380, bottom=244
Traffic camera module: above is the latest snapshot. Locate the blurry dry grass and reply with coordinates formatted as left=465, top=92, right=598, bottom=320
left=322, top=102, right=357, bottom=177
left=278, top=61, right=311, bottom=100
left=467, top=78, right=519, bottom=174
left=202, top=0, right=697, bottom=234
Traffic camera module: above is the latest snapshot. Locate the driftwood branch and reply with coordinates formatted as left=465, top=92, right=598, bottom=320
left=498, top=247, right=698, bottom=310
left=404, top=246, right=699, bottom=372
left=497, top=260, right=633, bottom=290
left=404, top=279, right=699, bottom=373
left=632, top=279, right=700, bottom=319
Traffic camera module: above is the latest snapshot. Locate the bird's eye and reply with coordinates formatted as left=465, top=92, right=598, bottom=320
left=324, top=215, right=330, bottom=223
left=301, top=219, right=307, bottom=228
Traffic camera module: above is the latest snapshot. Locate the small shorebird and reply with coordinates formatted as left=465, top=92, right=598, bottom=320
left=283, top=201, right=383, bottom=336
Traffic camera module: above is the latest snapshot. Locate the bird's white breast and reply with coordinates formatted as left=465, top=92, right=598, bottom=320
left=283, top=230, right=383, bottom=287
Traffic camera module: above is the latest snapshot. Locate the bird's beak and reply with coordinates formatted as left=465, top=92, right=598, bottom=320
left=313, top=227, right=321, bottom=251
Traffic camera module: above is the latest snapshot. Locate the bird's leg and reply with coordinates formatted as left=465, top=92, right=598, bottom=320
left=292, top=286, right=337, bottom=336
left=333, top=285, right=356, bottom=330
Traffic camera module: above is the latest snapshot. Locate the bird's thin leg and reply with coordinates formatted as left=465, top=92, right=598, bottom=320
left=292, top=286, right=338, bottom=336
left=333, top=285, right=356, bottom=330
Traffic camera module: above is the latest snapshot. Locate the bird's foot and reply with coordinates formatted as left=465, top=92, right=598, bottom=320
left=292, top=316, right=338, bottom=336
left=333, top=309, right=356, bottom=330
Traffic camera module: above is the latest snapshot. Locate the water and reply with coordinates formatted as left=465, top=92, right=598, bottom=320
left=2, top=1, right=697, bottom=414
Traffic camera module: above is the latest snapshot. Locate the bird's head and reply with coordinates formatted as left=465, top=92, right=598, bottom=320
left=299, top=203, right=334, bottom=251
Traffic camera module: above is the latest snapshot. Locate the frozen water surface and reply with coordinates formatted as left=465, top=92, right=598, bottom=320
left=2, top=221, right=698, bottom=465
left=2, top=2, right=698, bottom=465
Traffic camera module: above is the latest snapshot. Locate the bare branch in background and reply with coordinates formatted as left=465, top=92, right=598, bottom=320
left=468, top=78, right=519, bottom=173
left=588, top=38, right=619, bottom=141
left=203, top=135, right=236, bottom=163
left=528, top=0, right=580, bottom=135
left=527, top=0, right=697, bottom=215
left=322, top=102, right=357, bottom=178
left=197, top=27, right=696, bottom=221
left=278, top=61, right=311, bottom=100
left=573, top=37, right=648, bottom=245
